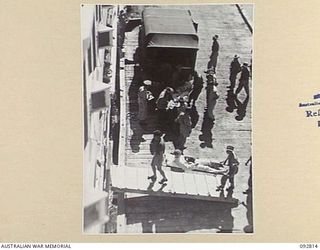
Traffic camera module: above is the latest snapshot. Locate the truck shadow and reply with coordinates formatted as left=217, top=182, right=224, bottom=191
left=125, top=195, right=238, bottom=233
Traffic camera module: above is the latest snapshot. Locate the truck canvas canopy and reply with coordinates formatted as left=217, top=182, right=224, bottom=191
left=142, top=8, right=199, bottom=50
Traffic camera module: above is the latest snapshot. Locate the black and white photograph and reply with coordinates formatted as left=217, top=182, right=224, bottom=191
left=82, top=4, right=253, bottom=234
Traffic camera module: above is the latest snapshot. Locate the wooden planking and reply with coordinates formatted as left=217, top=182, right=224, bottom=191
left=167, top=170, right=186, bottom=194
left=193, top=173, right=210, bottom=196
left=111, top=166, right=239, bottom=201
left=110, top=165, right=116, bottom=187
left=111, top=165, right=120, bottom=188
left=111, top=186, right=238, bottom=204
left=110, top=165, right=238, bottom=204
left=124, top=166, right=139, bottom=190
left=118, top=165, right=126, bottom=189
left=205, top=174, right=220, bottom=197
left=161, top=170, right=174, bottom=194
left=183, top=173, right=198, bottom=195
left=136, top=167, right=150, bottom=191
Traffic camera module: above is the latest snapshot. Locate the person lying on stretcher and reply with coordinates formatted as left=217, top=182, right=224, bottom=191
left=166, top=149, right=228, bottom=174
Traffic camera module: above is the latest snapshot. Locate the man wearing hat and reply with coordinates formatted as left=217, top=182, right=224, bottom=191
left=175, top=107, right=192, bottom=152
left=156, top=87, right=174, bottom=129
left=217, top=145, right=239, bottom=191
left=149, top=130, right=168, bottom=184
left=206, top=35, right=219, bottom=73
left=188, top=70, right=204, bottom=107
left=235, top=62, right=250, bottom=96
left=206, top=73, right=219, bottom=120
left=229, top=55, right=242, bottom=89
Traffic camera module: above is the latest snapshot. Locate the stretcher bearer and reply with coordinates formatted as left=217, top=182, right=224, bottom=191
left=217, top=146, right=239, bottom=191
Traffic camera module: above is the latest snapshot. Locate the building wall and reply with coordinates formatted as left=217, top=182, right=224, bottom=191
left=81, top=4, right=117, bottom=233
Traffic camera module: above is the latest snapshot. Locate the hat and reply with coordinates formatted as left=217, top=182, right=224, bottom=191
left=234, top=55, right=240, bottom=59
left=213, top=35, right=219, bottom=40
left=173, top=149, right=182, bottom=156
left=143, top=80, right=152, bottom=86
left=226, top=145, right=234, bottom=151
left=243, top=62, right=248, bottom=67
left=153, top=130, right=162, bottom=136
left=165, top=87, right=174, bottom=93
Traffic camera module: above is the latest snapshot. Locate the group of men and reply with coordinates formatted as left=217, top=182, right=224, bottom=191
left=137, top=34, right=251, bottom=190
left=148, top=127, right=241, bottom=191
left=229, top=55, right=251, bottom=96
left=138, top=71, right=203, bottom=153
left=206, top=34, right=251, bottom=97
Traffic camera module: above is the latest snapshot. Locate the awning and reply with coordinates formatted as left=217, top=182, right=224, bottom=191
left=147, top=34, right=198, bottom=49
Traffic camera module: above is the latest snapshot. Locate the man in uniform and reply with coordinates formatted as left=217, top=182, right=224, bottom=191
left=206, top=35, right=219, bottom=73
left=188, top=70, right=204, bottom=107
left=206, top=73, right=219, bottom=120
left=229, top=55, right=242, bottom=89
left=175, top=106, right=192, bottom=152
left=148, top=130, right=168, bottom=184
left=217, top=145, right=239, bottom=191
left=235, top=62, right=250, bottom=96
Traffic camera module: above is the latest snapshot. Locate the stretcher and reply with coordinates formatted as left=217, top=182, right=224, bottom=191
left=165, top=153, right=229, bottom=175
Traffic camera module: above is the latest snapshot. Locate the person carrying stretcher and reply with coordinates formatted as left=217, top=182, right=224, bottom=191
left=216, top=145, right=239, bottom=191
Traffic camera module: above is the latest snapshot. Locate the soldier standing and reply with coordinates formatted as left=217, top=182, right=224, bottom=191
left=207, top=35, right=219, bottom=73
left=235, top=63, right=250, bottom=96
left=229, top=55, right=241, bottom=89
left=188, top=71, right=204, bottom=106
left=217, top=146, right=239, bottom=191
left=206, top=74, right=219, bottom=120
left=175, top=106, right=192, bottom=152
left=156, top=87, right=174, bottom=129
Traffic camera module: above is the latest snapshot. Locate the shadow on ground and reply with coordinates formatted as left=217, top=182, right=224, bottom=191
left=125, top=195, right=238, bottom=233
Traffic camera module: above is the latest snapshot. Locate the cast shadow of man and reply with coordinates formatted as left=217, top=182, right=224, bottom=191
left=226, top=89, right=249, bottom=121
left=235, top=95, right=249, bottom=121
left=128, top=63, right=143, bottom=153
left=242, top=162, right=253, bottom=233
left=199, top=110, right=215, bottom=148
left=242, top=190, right=253, bottom=233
